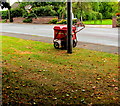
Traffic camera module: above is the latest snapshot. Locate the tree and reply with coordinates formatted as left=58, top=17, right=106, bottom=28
left=73, top=2, right=92, bottom=22
left=73, top=2, right=119, bottom=22
left=91, top=2, right=103, bottom=23
left=57, top=5, right=66, bottom=19
left=99, top=2, right=118, bottom=19
left=0, top=2, right=13, bottom=22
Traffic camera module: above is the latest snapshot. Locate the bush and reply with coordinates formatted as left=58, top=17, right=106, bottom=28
left=1, top=11, right=8, bottom=19
left=72, top=19, right=77, bottom=24
left=1, top=19, right=7, bottom=23
left=10, top=8, right=23, bottom=18
left=1, top=8, right=23, bottom=19
left=56, top=19, right=77, bottom=24
left=57, top=19, right=67, bottom=24
left=10, top=18, right=13, bottom=22
left=49, top=18, right=58, bottom=24
left=0, top=11, right=2, bottom=17
left=27, top=13, right=36, bottom=18
left=23, top=18, right=32, bottom=23
left=117, top=17, right=120, bottom=27
left=32, top=6, right=57, bottom=16
left=22, top=11, right=28, bottom=18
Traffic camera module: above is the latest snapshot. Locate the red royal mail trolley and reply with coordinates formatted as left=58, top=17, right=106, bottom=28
left=53, top=23, right=85, bottom=49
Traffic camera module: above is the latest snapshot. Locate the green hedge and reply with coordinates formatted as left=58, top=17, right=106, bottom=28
left=1, top=11, right=8, bottom=19
left=49, top=18, right=58, bottom=24
left=10, top=8, right=23, bottom=18
left=73, top=19, right=77, bottom=24
left=1, top=19, right=7, bottom=23
left=55, top=19, right=77, bottom=24
left=22, top=11, right=28, bottom=18
left=117, top=17, right=120, bottom=27
left=23, top=18, right=32, bottom=23
left=57, top=19, right=67, bottom=24
left=32, top=6, right=57, bottom=16
left=1, top=8, right=23, bottom=19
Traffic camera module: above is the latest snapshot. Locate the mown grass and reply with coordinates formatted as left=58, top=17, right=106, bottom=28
left=83, top=19, right=112, bottom=25
left=2, top=36, right=119, bottom=105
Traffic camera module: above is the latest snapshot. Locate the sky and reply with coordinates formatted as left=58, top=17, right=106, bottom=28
left=0, top=0, right=22, bottom=11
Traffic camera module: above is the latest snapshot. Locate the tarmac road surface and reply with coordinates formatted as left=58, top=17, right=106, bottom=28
left=0, top=23, right=119, bottom=47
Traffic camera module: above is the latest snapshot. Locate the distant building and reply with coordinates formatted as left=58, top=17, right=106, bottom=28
left=0, top=0, right=22, bottom=11
left=11, top=2, right=19, bottom=9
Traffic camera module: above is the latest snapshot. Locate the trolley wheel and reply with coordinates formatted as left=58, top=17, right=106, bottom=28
left=73, top=40, right=77, bottom=47
left=54, top=42, right=59, bottom=49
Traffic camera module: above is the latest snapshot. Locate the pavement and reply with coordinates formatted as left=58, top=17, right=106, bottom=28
left=85, top=25, right=113, bottom=28
left=1, top=32, right=119, bottom=54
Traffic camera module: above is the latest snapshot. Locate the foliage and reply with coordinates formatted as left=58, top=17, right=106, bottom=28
left=99, top=2, right=118, bottom=19
left=32, top=6, right=56, bottom=16
left=1, top=19, right=7, bottom=23
left=72, top=2, right=118, bottom=21
left=57, top=19, right=67, bottom=24
left=73, top=2, right=92, bottom=21
left=19, top=2, right=65, bottom=19
left=0, top=2, right=12, bottom=22
left=72, top=19, right=77, bottom=24
left=1, top=2, right=11, bottom=10
left=10, top=8, right=23, bottom=18
left=116, top=17, right=120, bottom=27
left=1, top=2, right=119, bottom=22
left=19, top=2, right=34, bottom=8
left=1, top=11, right=8, bottom=19
left=49, top=18, right=58, bottom=24
left=23, top=18, right=32, bottom=23
left=27, top=13, right=36, bottom=18
left=57, top=3, right=66, bottom=19
left=22, top=10, right=28, bottom=18
left=0, top=11, right=1, bottom=16
left=1, top=8, right=23, bottom=19
left=83, top=19, right=112, bottom=25
left=56, top=19, right=77, bottom=24
left=2, top=36, right=119, bottom=105
left=19, top=2, right=56, bottom=8
left=9, top=18, right=13, bottom=22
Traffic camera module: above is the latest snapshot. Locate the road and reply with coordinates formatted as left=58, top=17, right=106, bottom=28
left=0, top=23, right=119, bottom=47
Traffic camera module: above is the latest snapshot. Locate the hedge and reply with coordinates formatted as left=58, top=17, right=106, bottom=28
left=117, top=17, right=120, bottom=27
left=23, top=18, right=32, bottom=23
left=32, top=6, right=57, bottom=16
left=1, top=11, right=8, bottom=19
left=1, top=8, right=23, bottom=19
left=49, top=18, right=58, bottom=24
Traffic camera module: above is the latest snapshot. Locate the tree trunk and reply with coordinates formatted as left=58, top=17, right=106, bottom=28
left=80, top=15, right=83, bottom=22
left=8, top=9, right=11, bottom=22
left=80, top=2, right=83, bottom=22
left=62, top=13, right=64, bottom=19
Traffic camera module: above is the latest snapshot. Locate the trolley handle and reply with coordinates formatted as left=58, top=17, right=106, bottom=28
left=74, top=22, right=85, bottom=33
left=75, top=26, right=85, bottom=33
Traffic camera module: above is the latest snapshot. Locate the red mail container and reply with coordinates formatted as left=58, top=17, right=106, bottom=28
left=53, top=25, right=77, bottom=49
left=53, top=25, right=76, bottom=40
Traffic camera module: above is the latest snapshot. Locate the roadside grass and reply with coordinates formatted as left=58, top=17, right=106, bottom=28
left=2, top=36, right=119, bottom=105
left=83, top=19, right=112, bottom=25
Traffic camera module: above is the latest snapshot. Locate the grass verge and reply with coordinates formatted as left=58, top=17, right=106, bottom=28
left=2, top=36, right=119, bottom=105
left=83, top=19, right=112, bottom=25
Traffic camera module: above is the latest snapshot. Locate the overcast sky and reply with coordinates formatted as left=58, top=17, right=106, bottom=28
left=0, top=0, right=22, bottom=11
